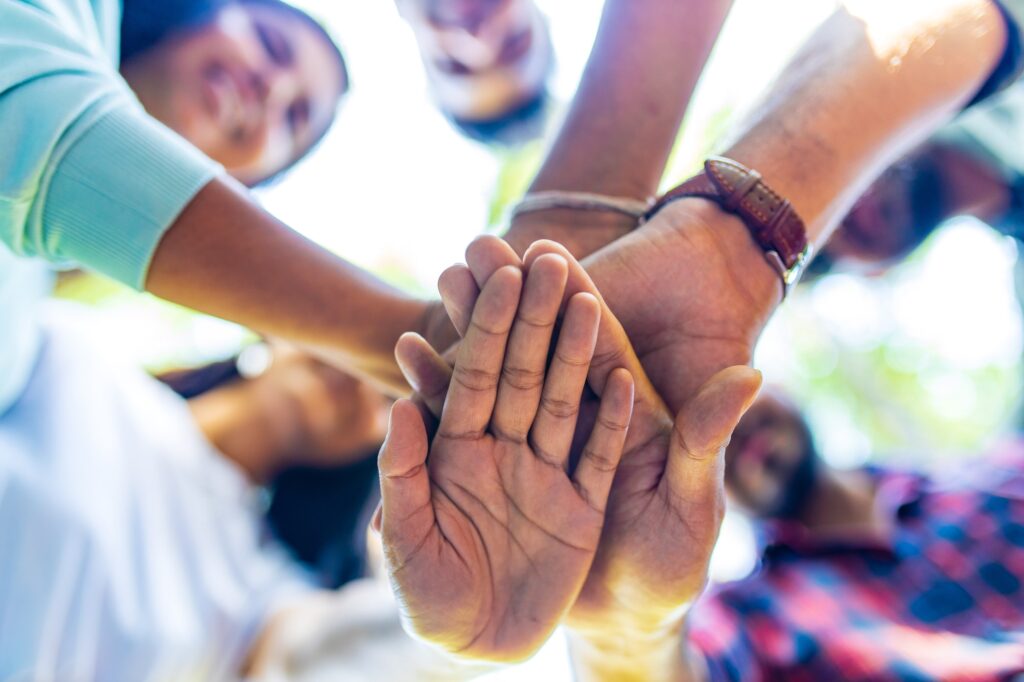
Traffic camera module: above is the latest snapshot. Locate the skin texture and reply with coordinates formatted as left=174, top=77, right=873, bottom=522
left=121, top=2, right=346, bottom=184
left=146, top=177, right=453, bottom=396
left=376, top=257, right=635, bottom=661
left=405, top=236, right=763, bottom=650
left=503, top=0, right=735, bottom=259
left=402, top=1, right=1010, bottom=679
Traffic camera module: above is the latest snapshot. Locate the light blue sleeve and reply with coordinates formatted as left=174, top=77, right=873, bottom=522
left=0, top=0, right=223, bottom=289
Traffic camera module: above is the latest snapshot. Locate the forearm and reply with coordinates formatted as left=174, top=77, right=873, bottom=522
left=146, top=178, right=428, bottom=394
left=505, top=0, right=734, bottom=257
left=723, top=0, right=1008, bottom=247
left=568, top=620, right=706, bottom=682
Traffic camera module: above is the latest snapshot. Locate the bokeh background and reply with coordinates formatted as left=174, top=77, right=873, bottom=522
left=58, top=0, right=1024, bottom=676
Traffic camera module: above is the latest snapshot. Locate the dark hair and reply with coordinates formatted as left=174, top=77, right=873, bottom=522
left=448, top=89, right=552, bottom=147
left=904, top=155, right=947, bottom=251
left=119, top=0, right=348, bottom=185
left=120, top=0, right=223, bottom=64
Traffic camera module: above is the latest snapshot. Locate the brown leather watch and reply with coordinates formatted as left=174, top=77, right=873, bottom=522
left=645, top=156, right=812, bottom=297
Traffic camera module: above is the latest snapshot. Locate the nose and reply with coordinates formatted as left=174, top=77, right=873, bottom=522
left=250, top=64, right=301, bottom=113
left=439, top=28, right=503, bottom=69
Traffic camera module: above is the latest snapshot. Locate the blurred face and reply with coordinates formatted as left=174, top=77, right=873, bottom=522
left=724, top=388, right=819, bottom=520
left=826, top=162, right=923, bottom=269
left=399, top=0, right=551, bottom=121
left=125, top=3, right=346, bottom=184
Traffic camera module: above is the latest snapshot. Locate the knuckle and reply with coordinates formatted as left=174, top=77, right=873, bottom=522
left=490, top=419, right=527, bottom=444
left=596, top=413, right=630, bottom=434
left=452, top=364, right=500, bottom=392
left=591, top=345, right=627, bottom=370
left=554, top=350, right=591, bottom=369
left=582, top=447, right=619, bottom=473
left=501, top=364, right=545, bottom=391
left=469, top=317, right=511, bottom=338
left=437, top=427, right=485, bottom=442
left=540, top=395, right=579, bottom=420
left=515, top=312, right=555, bottom=330
left=531, top=441, right=563, bottom=468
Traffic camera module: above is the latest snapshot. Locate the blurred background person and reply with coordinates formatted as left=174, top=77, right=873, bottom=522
left=809, top=82, right=1024, bottom=276
left=682, top=386, right=1024, bottom=679
left=118, top=0, right=349, bottom=185
left=396, top=0, right=554, bottom=144
left=804, top=79, right=1024, bottom=425
left=177, top=343, right=390, bottom=589
left=0, top=0, right=401, bottom=678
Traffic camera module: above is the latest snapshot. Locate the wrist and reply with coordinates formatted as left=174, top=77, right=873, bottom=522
left=504, top=209, right=637, bottom=259
left=652, top=197, right=782, bottom=321
left=567, top=617, right=701, bottom=682
left=324, top=294, right=432, bottom=397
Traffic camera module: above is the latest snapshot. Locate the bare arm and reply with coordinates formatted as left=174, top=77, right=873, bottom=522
left=561, top=1, right=1010, bottom=680
left=503, top=0, right=734, bottom=257
left=726, top=0, right=1009, bottom=246
left=146, top=177, right=448, bottom=395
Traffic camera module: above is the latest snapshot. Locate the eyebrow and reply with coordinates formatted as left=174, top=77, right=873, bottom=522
left=256, top=20, right=294, bottom=66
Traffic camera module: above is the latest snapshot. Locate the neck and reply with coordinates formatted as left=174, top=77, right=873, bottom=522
left=795, top=466, right=884, bottom=539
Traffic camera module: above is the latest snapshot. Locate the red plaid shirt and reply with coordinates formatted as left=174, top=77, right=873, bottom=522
left=689, top=441, right=1024, bottom=681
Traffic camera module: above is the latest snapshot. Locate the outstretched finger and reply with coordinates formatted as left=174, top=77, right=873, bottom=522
left=574, top=368, right=634, bottom=513
left=438, top=265, right=522, bottom=440
left=523, top=239, right=671, bottom=447
left=492, top=254, right=568, bottom=442
left=466, top=235, right=522, bottom=287
left=528, top=292, right=600, bottom=470
left=438, top=264, right=479, bottom=338
left=378, top=400, right=436, bottom=559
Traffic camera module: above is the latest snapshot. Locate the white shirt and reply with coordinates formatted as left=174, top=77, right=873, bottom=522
left=0, top=305, right=312, bottom=681
left=0, top=248, right=50, bottom=416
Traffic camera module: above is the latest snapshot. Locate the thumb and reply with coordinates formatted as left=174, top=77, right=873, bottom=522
left=378, top=399, right=435, bottom=554
left=666, top=366, right=763, bottom=503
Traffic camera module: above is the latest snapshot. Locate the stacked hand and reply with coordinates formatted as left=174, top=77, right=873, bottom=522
left=391, top=212, right=767, bottom=664
left=374, top=255, right=636, bottom=662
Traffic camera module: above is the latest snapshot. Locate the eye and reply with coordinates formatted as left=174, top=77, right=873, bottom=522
left=286, top=98, right=311, bottom=135
left=435, top=57, right=473, bottom=76
left=256, top=22, right=294, bottom=67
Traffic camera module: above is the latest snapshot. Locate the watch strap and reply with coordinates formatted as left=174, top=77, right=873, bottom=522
left=646, top=156, right=812, bottom=296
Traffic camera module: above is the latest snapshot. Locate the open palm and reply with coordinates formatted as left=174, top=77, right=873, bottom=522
left=417, top=235, right=764, bottom=635
left=376, top=257, right=634, bottom=662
